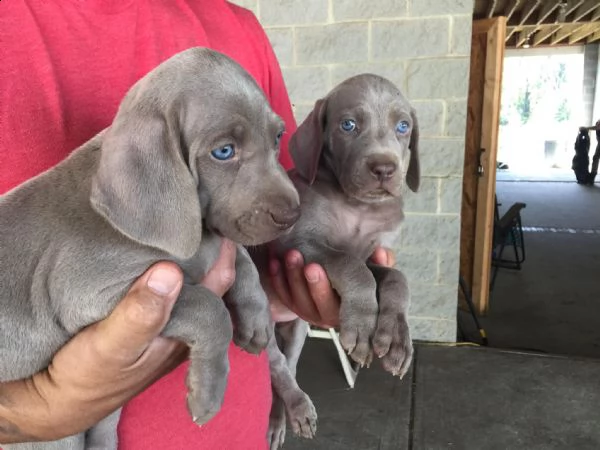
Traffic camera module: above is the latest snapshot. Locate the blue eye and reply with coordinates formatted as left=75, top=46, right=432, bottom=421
left=211, top=144, right=235, bottom=161
left=340, top=119, right=356, bottom=132
left=396, top=120, right=410, bottom=135
left=275, top=130, right=284, bottom=146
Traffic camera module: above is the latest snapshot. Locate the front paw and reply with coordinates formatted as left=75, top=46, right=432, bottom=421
left=373, top=313, right=413, bottom=378
left=286, top=391, right=317, bottom=439
left=339, top=301, right=378, bottom=367
left=186, top=356, right=229, bottom=425
left=233, top=302, right=272, bottom=354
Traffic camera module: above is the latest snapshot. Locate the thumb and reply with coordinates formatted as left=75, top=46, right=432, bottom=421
left=94, top=262, right=184, bottom=363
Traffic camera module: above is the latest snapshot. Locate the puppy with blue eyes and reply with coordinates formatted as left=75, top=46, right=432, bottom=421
left=266, top=74, right=419, bottom=449
left=0, top=47, right=301, bottom=450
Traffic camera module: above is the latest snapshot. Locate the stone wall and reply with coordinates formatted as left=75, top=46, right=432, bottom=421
left=230, top=0, right=474, bottom=341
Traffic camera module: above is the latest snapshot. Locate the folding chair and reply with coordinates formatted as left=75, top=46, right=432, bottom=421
left=490, top=195, right=526, bottom=290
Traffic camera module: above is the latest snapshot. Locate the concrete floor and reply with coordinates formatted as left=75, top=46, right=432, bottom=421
left=284, top=341, right=600, bottom=450
left=473, top=180, right=600, bottom=358
left=283, top=179, right=600, bottom=450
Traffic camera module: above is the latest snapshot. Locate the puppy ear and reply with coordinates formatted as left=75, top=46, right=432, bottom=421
left=90, top=108, right=202, bottom=260
left=290, top=98, right=327, bottom=185
left=406, top=108, right=421, bottom=192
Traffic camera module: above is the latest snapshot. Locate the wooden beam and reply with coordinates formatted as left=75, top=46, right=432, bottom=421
left=516, top=25, right=538, bottom=47
left=573, top=0, right=598, bottom=21
left=569, top=23, right=600, bottom=44
left=487, top=0, right=498, bottom=18
left=592, top=5, right=600, bottom=21
left=564, top=0, right=585, bottom=16
left=587, top=29, right=600, bottom=43
left=551, top=23, right=582, bottom=44
left=519, top=0, right=542, bottom=25
left=533, top=24, right=560, bottom=46
left=537, top=1, right=559, bottom=24
left=504, top=0, right=521, bottom=22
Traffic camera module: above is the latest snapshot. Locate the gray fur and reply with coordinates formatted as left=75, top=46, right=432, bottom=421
left=0, top=47, right=300, bottom=450
left=266, top=74, right=419, bottom=448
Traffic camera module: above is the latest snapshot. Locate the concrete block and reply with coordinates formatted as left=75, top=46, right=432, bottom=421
left=409, top=0, right=473, bottom=16
left=419, top=138, right=465, bottom=178
left=403, top=177, right=439, bottom=213
left=395, top=249, right=438, bottom=285
left=295, top=23, right=369, bottom=65
left=372, top=19, right=449, bottom=60
left=265, top=28, right=294, bottom=66
left=292, top=103, right=316, bottom=125
left=439, top=177, right=463, bottom=214
left=331, top=62, right=407, bottom=93
left=438, top=250, right=460, bottom=285
left=411, top=100, right=444, bottom=137
left=259, top=0, right=328, bottom=26
left=399, top=214, right=461, bottom=251
left=282, top=66, right=330, bottom=104
left=445, top=99, right=468, bottom=137
left=228, top=0, right=258, bottom=15
left=332, top=0, right=407, bottom=21
left=407, top=58, right=470, bottom=100
left=408, top=317, right=456, bottom=342
left=409, top=283, right=459, bottom=319
left=451, top=15, right=473, bottom=55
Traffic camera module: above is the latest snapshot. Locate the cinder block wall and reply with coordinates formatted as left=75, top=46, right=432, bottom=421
left=231, top=0, right=473, bottom=342
left=582, top=43, right=599, bottom=126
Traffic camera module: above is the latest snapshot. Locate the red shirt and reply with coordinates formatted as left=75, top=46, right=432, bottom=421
left=0, top=1, right=296, bottom=448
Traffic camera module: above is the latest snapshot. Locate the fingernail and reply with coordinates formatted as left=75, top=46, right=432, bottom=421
left=305, top=269, right=320, bottom=284
left=147, top=267, right=181, bottom=296
left=286, top=254, right=301, bottom=269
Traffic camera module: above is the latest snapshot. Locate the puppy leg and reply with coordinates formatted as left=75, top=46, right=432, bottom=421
left=223, top=245, right=272, bottom=354
left=298, top=247, right=379, bottom=367
left=367, top=263, right=413, bottom=378
left=85, top=408, right=121, bottom=450
left=268, top=324, right=316, bottom=441
left=1, top=434, right=84, bottom=450
left=161, top=284, right=233, bottom=425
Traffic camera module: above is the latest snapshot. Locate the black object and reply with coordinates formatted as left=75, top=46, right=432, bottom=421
left=490, top=196, right=526, bottom=291
left=572, top=127, right=591, bottom=184
left=458, top=275, right=488, bottom=346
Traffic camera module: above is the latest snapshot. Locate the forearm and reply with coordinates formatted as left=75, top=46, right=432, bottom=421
left=0, top=378, right=49, bottom=444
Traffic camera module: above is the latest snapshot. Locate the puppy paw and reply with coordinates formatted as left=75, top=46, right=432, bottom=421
left=268, top=400, right=287, bottom=450
left=339, top=302, right=378, bottom=367
left=287, top=392, right=318, bottom=439
left=232, top=302, right=272, bottom=354
left=373, top=314, right=413, bottom=378
left=185, top=358, right=229, bottom=425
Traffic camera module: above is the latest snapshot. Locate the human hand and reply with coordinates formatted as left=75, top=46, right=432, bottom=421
left=266, top=246, right=396, bottom=328
left=0, top=239, right=237, bottom=444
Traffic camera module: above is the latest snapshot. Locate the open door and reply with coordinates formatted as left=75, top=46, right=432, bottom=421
left=460, top=17, right=506, bottom=315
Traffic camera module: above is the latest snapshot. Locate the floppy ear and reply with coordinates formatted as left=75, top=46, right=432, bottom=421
left=406, top=108, right=420, bottom=192
left=90, top=108, right=202, bottom=260
left=289, top=98, right=327, bottom=185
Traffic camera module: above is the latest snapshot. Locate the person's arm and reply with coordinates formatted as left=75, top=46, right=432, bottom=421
left=0, top=240, right=237, bottom=444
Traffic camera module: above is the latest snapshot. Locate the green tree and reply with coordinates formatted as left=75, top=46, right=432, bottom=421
left=555, top=98, right=570, bottom=122
left=515, top=84, right=532, bottom=124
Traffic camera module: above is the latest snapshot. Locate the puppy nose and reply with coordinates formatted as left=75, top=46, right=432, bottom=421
left=368, top=162, right=397, bottom=180
left=270, top=207, right=301, bottom=229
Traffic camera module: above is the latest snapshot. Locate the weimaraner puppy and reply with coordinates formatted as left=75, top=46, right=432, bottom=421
left=0, top=47, right=301, bottom=450
left=266, top=74, right=419, bottom=449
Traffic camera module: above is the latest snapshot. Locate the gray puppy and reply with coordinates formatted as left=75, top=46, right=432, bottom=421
left=0, top=47, right=300, bottom=450
left=266, top=74, right=420, bottom=449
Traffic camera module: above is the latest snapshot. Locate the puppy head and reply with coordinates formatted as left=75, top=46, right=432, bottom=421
left=91, top=48, right=300, bottom=259
left=290, top=74, right=419, bottom=203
